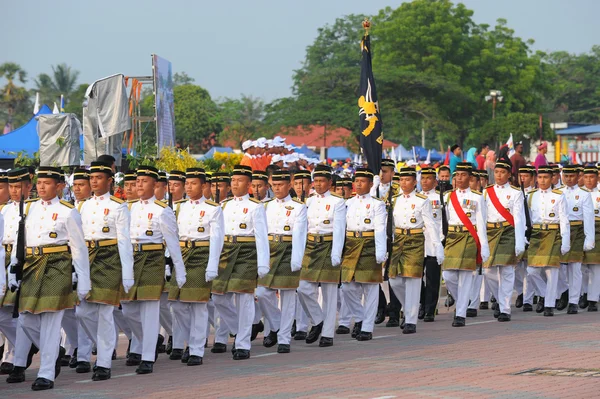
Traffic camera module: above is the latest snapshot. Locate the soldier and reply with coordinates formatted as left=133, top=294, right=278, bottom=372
left=123, top=170, right=139, bottom=204
left=251, top=171, right=270, bottom=201
left=8, top=166, right=90, bottom=390
left=390, top=167, right=442, bottom=333
left=293, top=170, right=312, bottom=202
left=438, top=166, right=451, bottom=186
left=418, top=167, right=444, bottom=322
left=211, top=165, right=269, bottom=360
left=257, top=170, right=307, bottom=353
left=482, top=159, right=526, bottom=322
left=526, top=166, right=570, bottom=316
left=75, top=161, right=134, bottom=381
left=339, top=168, right=386, bottom=340
left=335, top=178, right=353, bottom=199
left=297, top=164, right=346, bottom=347
left=72, top=168, right=91, bottom=209
left=551, top=164, right=562, bottom=188
left=0, top=172, right=8, bottom=205
left=169, top=168, right=224, bottom=365
left=557, top=165, right=595, bottom=314
left=121, top=166, right=186, bottom=375
left=211, top=173, right=231, bottom=202
left=517, top=165, right=537, bottom=311
left=442, top=162, right=489, bottom=327
left=168, top=171, right=186, bottom=202
left=582, top=166, right=600, bottom=311
left=155, top=171, right=168, bottom=201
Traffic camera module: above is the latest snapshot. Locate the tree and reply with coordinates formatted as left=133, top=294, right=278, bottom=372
left=173, top=72, right=195, bottom=86
left=34, top=63, right=80, bottom=106
left=63, top=83, right=89, bottom=121
left=219, top=95, right=267, bottom=148
left=0, top=62, right=30, bottom=130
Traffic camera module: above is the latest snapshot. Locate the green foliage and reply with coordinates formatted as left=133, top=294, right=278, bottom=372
left=10, top=150, right=39, bottom=168
left=219, top=94, right=268, bottom=147
left=34, top=63, right=80, bottom=107
left=468, top=113, right=554, bottom=146
left=0, top=62, right=31, bottom=128
left=125, top=141, right=157, bottom=169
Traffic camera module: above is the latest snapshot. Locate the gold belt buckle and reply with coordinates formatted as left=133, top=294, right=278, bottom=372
left=34, top=247, right=40, bottom=255
left=134, top=244, right=140, bottom=251
left=186, top=241, right=192, bottom=248
left=90, top=241, right=96, bottom=248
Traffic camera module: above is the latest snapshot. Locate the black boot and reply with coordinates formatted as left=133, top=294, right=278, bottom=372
left=588, top=301, right=598, bottom=312
left=543, top=307, right=554, bottom=317
left=76, top=361, right=91, bottom=373
left=402, top=324, right=416, bottom=334
left=26, top=344, right=39, bottom=369
left=336, top=325, right=350, bottom=334
left=169, top=349, right=183, bottom=360
left=374, top=308, right=386, bottom=325
left=351, top=321, right=362, bottom=338
left=156, top=334, right=165, bottom=355
left=452, top=316, right=466, bottom=327
left=356, top=331, right=373, bottom=341
left=166, top=336, right=173, bottom=355
left=181, top=347, right=190, bottom=363
left=523, top=303, right=533, bottom=312
left=31, top=377, right=54, bottom=391
left=515, top=293, right=524, bottom=308
left=92, top=366, right=111, bottom=381
left=479, top=301, right=489, bottom=310
left=6, top=366, right=25, bottom=383
left=386, top=317, right=400, bottom=327
left=210, top=343, right=227, bottom=353
left=567, top=303, right=578, bottom=314
left=187, top=355, right=202, bottom=366
left=535, top=297, right=545, bottom=313
left=126, top=353, right=141, bottom=366
left=263, top=330, right=278, bottom=348
left=293, top=331, right=307, bottom=341
left=466, top=308, right=477, bottom=317
left=493, top=307, right=501, bottom=319
left=135, top=361, right=154, bottom=374
left=556, top=290, right=568, bottom=311
left=0, top=362, right=14, bottom=375
left=579, top=293, right=589, bottom=309
left=306, top=322, right=323, bottom=344
left=251, top=321, right=264, bottom=341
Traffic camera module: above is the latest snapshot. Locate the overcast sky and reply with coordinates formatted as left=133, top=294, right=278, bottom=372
left=2, top=0, right=599, bottom=102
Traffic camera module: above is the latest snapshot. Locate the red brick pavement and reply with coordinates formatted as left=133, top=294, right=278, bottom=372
left=1, top=306, right=599, bottom=398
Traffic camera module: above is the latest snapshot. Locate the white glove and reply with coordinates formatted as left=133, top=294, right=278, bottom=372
left=77, top=289, right=89, bottom=301
left=331, top=256, right=341, bottom=267
left=205, top=270, right=218, bottom=282
left=372, top=174, right=381, bottom=191
left=122, top=279, right=134, bottom=293
left=290, top=262, right=302, bottom=273
left=480, top=248, right=490, bottom=264
left=8, top=272, right=19, bottom=291
left=561, top=244, right=570, bottom=256
left=0, top=279, right=5, bottom=297
left=257, top=266, right=270, bottom=279
left=515, top=245, right=525, bottom=258
left=436, top=246, right=445, bottom=266
left=165, top=264, right=172, bottom=279
left=72, top=272, right=78, bottom=284
left=376, top=253, right=387, bottom=265
left=584, top=242, right=595, bottom=252
left=176, top=274, right=186, bottom=289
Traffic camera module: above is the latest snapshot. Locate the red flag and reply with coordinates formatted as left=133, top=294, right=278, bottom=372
left=444, top=146, right=451, bottom=166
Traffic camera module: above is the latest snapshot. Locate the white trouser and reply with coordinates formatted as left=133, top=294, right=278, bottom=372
left=297, top=281, right=337, bottom=338
left=121, top=300, right=160, bottom=362
left=253, top=300, right=263, bottom=324
left=212, top=293, right=238, bottom=345
left=389, top=277, right=421, bottom=326
left=584, top=264, right=600, bottom=302
left=159, top=292, right=173, bottom=338
left=295, top=293, right=309, bottom=332
left=13, top=317, right=33, bottom=368
left=113, top=307, right=133, bottom=341
left=256, top=286, right=281, bottom=333
left=341, top=282, right=364, bottom=324
left=468, top=273, right=483, bottom=309
left=21, top=310, right=64, bottom=381
left=207, top=299, right=215, bottom=341
left=0, top=307, right=17, bottom=347
left=581, top=266, right=589, bottom=294
left=484, top=266, right=515, bottom=314
left=443, top=270, right=474, bottom=318
left=526, top=267, right=559, bottom=308
left=557, top=264, right=569, bottom=295
left=76, top=300, right=116, bottom=368
left=170, top=301, right=191, bottom=350
left=188, top=303, right=208, bottom=357
left=234, top=293, right=254, bottom=351
left=61, top=308, right=79, bottom=355
left=2, top=336, right=14, bottom=364
left=566, top=262, right=583, bottom=305
left=337, top=285, right=354, bottom=327
left=514, top=262, right=526, bottom=296
left=521, top=260, right=536, bottom=305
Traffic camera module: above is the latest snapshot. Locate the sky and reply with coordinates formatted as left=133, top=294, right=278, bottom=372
left=2, top=0, right=600, bottom=102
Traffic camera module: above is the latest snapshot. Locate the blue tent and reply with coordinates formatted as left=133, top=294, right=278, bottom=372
left=393, top=145, right=413, bottom=161
left=197, top=146, right=233, bottom=160
left=327, top=146, right=353, bottom=160
left=430, top=149, right=445, bottom=162
left=0, top=105, right=53, bottom=159
left=294, top=144, right=319, bottom=159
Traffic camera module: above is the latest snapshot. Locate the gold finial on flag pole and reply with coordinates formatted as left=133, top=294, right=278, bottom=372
left=362, top=18, right=371, bottom=35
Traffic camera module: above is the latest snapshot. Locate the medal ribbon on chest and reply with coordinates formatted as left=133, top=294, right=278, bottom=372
left=146, top=213, right=154, bottom=236
left=103, top=208, right=111, bottom=233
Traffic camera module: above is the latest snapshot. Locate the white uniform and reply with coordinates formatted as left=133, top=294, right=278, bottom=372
left=297, top=191, right=346, bottom=340
left=526, top=188, right=570, bottom=309
left=517, top=185, right=537, bottom=306
left=257, top=195, right=307, bottom=346
left=442, top=188, right=490, bottom=320
left=0, top=203, right=16, bottom=354
left=122, top=196, right=185, bottom=363
left=583, top=187, right=600, bottom=302
left=77, top=192, right=133, bottom=370
left=482, top=183, right=526, bottom=316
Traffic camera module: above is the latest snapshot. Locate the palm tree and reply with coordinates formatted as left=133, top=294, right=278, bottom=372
left=0, top=62, right=29, bottom=131
left=35, top=63, right=80, bottom=106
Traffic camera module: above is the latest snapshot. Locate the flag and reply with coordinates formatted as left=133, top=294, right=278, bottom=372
left=358, top=24, right=383, bottom=174
left=33, top=92, right=40, bottom=115
left=506, top=133, right=515, bottom=158
left=390, top=146, right=397, bottom=167
left=444, top=146, right=450, bottom=165
left=424, top=149, right=431, bottom=165
left=60, top=94, right=65, bottom=113
left=53, top=102, right=59, bottom=114
left=412, top=146, right=417, bottom=162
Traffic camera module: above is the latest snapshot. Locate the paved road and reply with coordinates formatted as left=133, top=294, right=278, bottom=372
left=2, top=304, right=599, bottom=399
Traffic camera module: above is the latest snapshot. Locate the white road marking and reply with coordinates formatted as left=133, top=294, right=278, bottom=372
left=253, top=352, right=278, bottom=358
left=75, top=372, right=137, bottom=384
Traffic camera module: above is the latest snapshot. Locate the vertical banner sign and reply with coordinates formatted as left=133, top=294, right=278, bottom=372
left=358, top=19, right=383, bottom=174
left=152, top=54, right=176, bottom=153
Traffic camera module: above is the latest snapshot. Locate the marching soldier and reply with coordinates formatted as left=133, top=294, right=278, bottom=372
left=121, top=166, right=186, bottom=374
left=335, top=178, right=353, bottom=199
left=482, top=158, right=526, bottom=322
left=582, top=166, right=600, bottom=311
left=517, top=165, right=537, bottom=311
left=169, top=168, right=224, bottom=365
left=211, top=165, right=269, bottom=360
left=257, top=170, right=307, bottom=353
left=293, top=170, right=312, bottom=202
left=9, top=166, right=90, bottom=390
left=211, top=173, right=231, bottom=202
left=418, top=167, right=444, bottom=322
left=76, top=161, right=134, bottom=381
left=168, top=170, right=186, bottom=202
left=72, top=168, right=91, bottom=209
left=557, top=165, right=595, bottom=314
left=297, top=164, right=346, bottom=347
left=526, top=166, right=570, bottom=316
left=390, top=167, right=442, bottom=333
left=339, top=168, right=387, bottom=340
left=155, top=171, right=168, bottom=201
left=442, top=162, right=489, bottom=327
left=251, top=171, right=270, bottom=201
left=123, top=170, right=139, bottom=205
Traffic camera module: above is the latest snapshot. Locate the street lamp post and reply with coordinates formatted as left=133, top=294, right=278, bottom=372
left=485, top=89, right=504, bottom=120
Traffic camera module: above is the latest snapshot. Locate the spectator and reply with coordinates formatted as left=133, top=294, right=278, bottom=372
left=510, top=141, right=526, bottom=182
left=476, top=143, right=489, bottom=169
left=534, top=142, right=549, bottom=170
left=466, top=147, right=478, bottom=170
left=449, top=144, right=462, bottom=173
left=485, top=150, right=497, bottom=184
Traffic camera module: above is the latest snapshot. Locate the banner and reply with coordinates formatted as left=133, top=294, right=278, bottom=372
left=152, top=54, right=176, bottom=152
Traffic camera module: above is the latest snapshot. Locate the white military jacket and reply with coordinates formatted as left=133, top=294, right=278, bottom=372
left=79, top=192, right=134, bottom=280
left=306, top=190, right=347, bottom=265
left=527, top=188, right=570, bottom=248
left=1, top=201, right=19, bottom=246
left=558, top=185, right=595, bottom=250
left=264, top=194, right=307, bottom=269
left=346, top=193, right=387, bottom=263
left=421, top=188, right=444, bottom=257
left=483, top=182, right=526, bottom=253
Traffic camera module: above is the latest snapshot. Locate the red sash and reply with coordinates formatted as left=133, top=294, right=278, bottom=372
left=486, top=186, right=515, bottom=227
left=450, top=191, right=482, bottom=264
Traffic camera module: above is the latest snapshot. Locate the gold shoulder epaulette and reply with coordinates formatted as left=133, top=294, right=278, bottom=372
left=127, top=199, right=139, bottom=204
left=221, top=197, right=233, bottom=203
left=528, top=189, right=538, bottom=194
left=292, top=198, right=304, bottom=204
left=510, top=185, right=520, bottom=191
left=373, top=196, right=384, bottom=201
left=205, top=199, right=218, bottom=206
left=415, top=193, right=427, bottom=200
left=552, top=189, right=563, bottom=195
left=435, top=190, right=440, bottom=194
left=472, top=190, right=482, bottom=195
left=25, top=198, right=39, bottom=203
left=60, top=199, right=75, bottom=209
left=110, top=195, right=124, bottom=204
left=249, top=197, right=261, bottom=204
left=581, top=187, right=591, bottom=193
left=154, top=200, right=168, bottom=208
left=175, top=199, right=188, bottom=204
left=331, top=193, right=343, bottom=199
left=393, top=193, right=401, bottom=199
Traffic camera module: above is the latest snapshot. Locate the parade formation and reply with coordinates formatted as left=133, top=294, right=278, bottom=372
left=0, top=146, right=599, bottom=391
